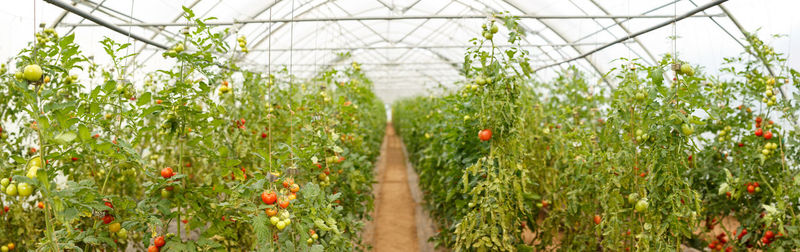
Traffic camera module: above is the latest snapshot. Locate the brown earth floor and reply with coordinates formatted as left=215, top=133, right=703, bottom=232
left=372, top=125, right=420, bottom=252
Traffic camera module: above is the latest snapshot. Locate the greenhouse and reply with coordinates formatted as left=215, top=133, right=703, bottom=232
left=0, top=0, right=799, bottom=251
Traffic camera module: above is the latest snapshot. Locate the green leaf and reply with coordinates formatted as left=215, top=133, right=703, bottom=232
left=54, top=132, right=77, bottom=145
left=78, top=124, right=91, bottom=141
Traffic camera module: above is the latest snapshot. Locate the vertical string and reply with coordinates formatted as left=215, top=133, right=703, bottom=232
left=268, top=6, right=273, bottom=174
left=124, top=0, right=135, bottom=76
left=289, top=0, right=295, bottom=169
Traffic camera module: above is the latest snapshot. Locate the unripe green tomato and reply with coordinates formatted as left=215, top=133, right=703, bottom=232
left=627, top=193, right=639, bottom=204
left=307, top=238, right=313, bottom=244
left=680, top=64, right=694, bottom=76
left=483, top=32, right=493, bottom=40
left=0, top=178, right=8, bottom=187
left=270, top=216, right=280, bottom=225
left=161, top=188, right=171, bottom=198
left=14, top=71, right=23, bottom=80
left=284, top=218, right=291, bottom=225
left=490, top=24, right=498, bottom=34
left=635, top=199, right=649, bottom=212
left=681, top=123, right=694, bottom=135
left=276, top=221, right=287, bottom=230
left=17, top=183, right=33, bottom=197
left=29, top=156, right=43, bottom=169
left=117, top=228, right=128, bottom=239
left=1, top=245, right=7, bottom=252
left=635, top=92, right=645, bottom=101
left=312, top=233, right=318, bottom=240
left=5, top=184, right=17, bottom=196
left=23, top=64, right=43, bottom=81
left=755, top=187, right=761, bottom=193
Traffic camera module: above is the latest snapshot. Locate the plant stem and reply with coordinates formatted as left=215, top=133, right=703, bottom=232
left=34, top=85, right=59, bottom=252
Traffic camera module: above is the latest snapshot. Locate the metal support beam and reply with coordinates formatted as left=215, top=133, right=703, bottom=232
left=535, top=0, right=728, bottom=72
left=43, top=0, right=169, bottom=50
left=58, top=14, right=725, bottom=27
left=234, top=42, right=633, bottom=52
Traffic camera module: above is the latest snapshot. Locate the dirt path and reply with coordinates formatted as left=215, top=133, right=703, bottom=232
left=372, top=124, right=420, bottom=252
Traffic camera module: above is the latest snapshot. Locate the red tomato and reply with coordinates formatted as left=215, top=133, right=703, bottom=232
left=753, top=182, right=760, bottom=187
left=290, top=183, right=300, bottom=193
left=764, top=131, right=773, bottom=140
left=478, top=129, right=492, bottom=141
left=755, top=128, right=763, bottom=137
left=261, top=191, right=277, bottom=205
left=261, top=133, right=267, bottom=139
left=71, top=157, right=78, bottom=161
left=104, top=201, right=114, bottom=209
left=593, top=215, right=601, bottom=225
left=738, top=228, right=747, bottom=240
left=765, top=230, right=775, bottom=240
left=279, top=200, right=290, bottom=209
left=160, top=167, right=174, bottom=179
left=756, top=117, right=763, bottom=124
left=747, top=185, right=755, bottom=194
left=154, top=236, right=166, bottom=247
left=38, top=202, right=44, bottom=209
left=102, top=214, right=114, bottom=224
left=148, top=245, right=159, bottom=252
left=738, top=142, right=744, bottom=147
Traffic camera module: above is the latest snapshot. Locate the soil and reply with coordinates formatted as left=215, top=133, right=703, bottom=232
left=371, top=124, right=420, bottom=252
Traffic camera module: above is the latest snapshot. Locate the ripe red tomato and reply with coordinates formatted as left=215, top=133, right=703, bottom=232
left=756, top=117, right=763, bottom=124
left=738, top=229, right=748, bottom=240
left=182, top=219, right=188, bottom=224
left=738, top=142, right=744, bottom=147
left=261, top=133, right=267, bottom=139
left=38, top=202, right=44, bottom=209
left=154, top=236, right=166, bottom=247
left=593, top=215, right=601, bottom=225
left=148, top=245, right=159, bottom=252
left=478, top=129, right=492, bottom=141
left=764, top=131, right=773, bottom=140
left=765, top=230, right=775, bottom=239
left=71, top=157, right=78, bottom=161
left=102, top=214, right=114, bottom=224
left=282, top=178, right=293, bottom=188
left=755, top=128, right=763, bottom=137
left=261, top=191, right=277, bottom=205
left=105, top=201, right=114, bottom=209
left=753, top=182, right=760, bottom=188
left=747, top=185, right=755, bottom=194
left=279, top=200, right=290, bottom=209
left=160, top=167, right=174, bottom=179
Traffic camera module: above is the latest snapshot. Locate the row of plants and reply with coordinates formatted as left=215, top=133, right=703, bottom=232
left=0, top=7, right=385, bottom=251
left=394, top=15, right=800, bottom=251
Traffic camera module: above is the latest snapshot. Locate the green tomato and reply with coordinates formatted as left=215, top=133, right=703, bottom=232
left=0, top=178, right=8, bottom=187
left=23, top=64, right=43, bottom=82
left=1, top=245, right=7, bottom=252
left=284, top=218, right=291, bottom=225
left=270, top=216, right=280, bottom=225
left=5, top=184, right=17, bottom=196
left=17, top=183, right=33, bottom=197
left=14, top=71, right=23, bottom=80
left=26, top=166, right=40, bottom=179
left=117, top=228, right=128, bottom=239
left=276, top=221, right=287, bottom=230
left=635, top=199, right=649, bottom=212
left=680, top=64, right=694, bottom=76
left=161, top=188, right=171, bottom=198
left=29, top=156, right=43, bottom=169
left=490, top=24, right=498, bottom=34
left=681, top=123, right=694, bottom=135
left=483, top=32, right=493, bottom=40
left=627, top=193, right=639, bottom=204
left=312, top=233, right=318, bottom=240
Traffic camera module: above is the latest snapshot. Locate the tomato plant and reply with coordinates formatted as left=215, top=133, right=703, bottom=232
left=0, top=7, right=385, bottom=251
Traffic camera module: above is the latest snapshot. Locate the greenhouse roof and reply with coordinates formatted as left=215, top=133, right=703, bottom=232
left=1, top=0, right=799, bottom=103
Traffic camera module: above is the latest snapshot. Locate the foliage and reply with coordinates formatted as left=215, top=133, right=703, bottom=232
left=393, top=15, right=800, bottom=251
left=0, top=8, right=385, bottom=251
